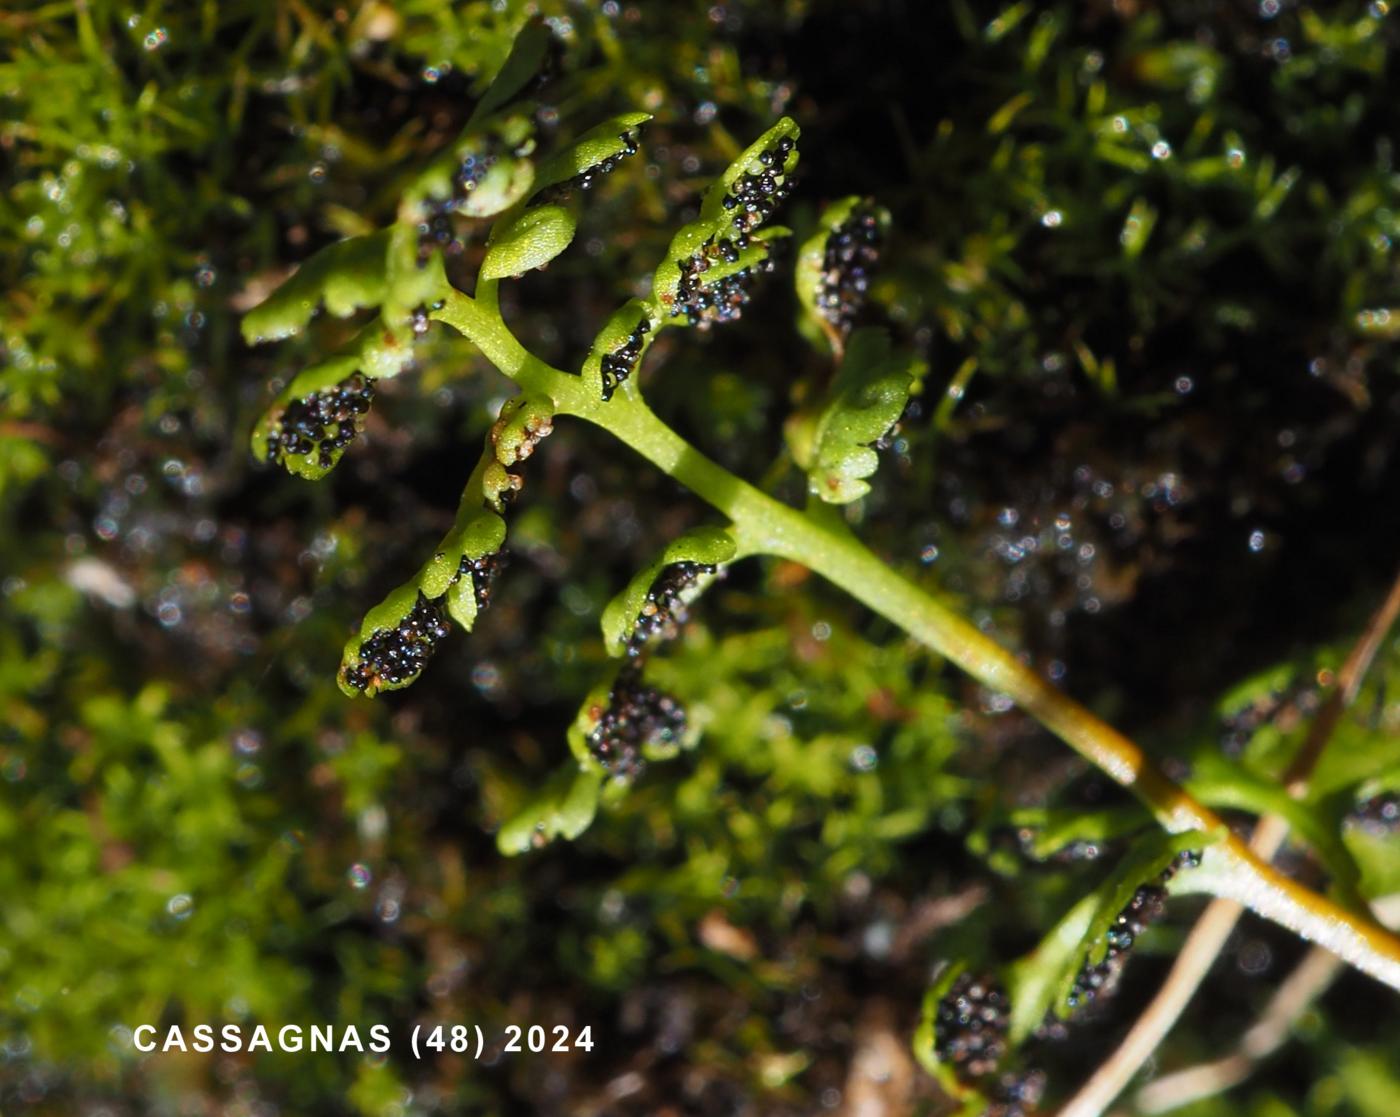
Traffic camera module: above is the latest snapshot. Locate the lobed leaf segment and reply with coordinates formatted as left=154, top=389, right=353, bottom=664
left=649, top=121, right=797, bottom=327
left=788, top=327, right=925, bottom=504
left=556, top=528, right=735, bottom=783
left=334, top=394, right=552, bottom=698
left=599, top=526, right=736, bottom=659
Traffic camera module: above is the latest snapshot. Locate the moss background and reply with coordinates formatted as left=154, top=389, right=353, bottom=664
left=3, top=1, right=1400, bottom=1114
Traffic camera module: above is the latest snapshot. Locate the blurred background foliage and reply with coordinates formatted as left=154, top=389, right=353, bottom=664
left=3, top=0, right=1400, bottom=1114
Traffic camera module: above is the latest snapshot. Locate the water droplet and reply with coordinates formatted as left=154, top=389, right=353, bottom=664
left=167, top=893, right=193, bottom=919
left=1175, top=375, right=1194, bottom=395
left=1151, top=140, right=1172, bottom=160
left=862, top=920, right=893, bottom=958
left=1357, top=307, right=1395, bottom=334
left=850, top=744, right=878, bottom=772
left=347, top=863, right=372, bottom=890
left=470, top=663, right=501, bottom=698
left=1041, top=209, right=1063, bottom=228
left=143, top=27, right=168, bottom=51
left=359, top=805, right=388, bottom=843
left=232, top=729, right=262, bottom=756
left=1248, top=529, right=1266, bottom=553
left=982, top=691, right=1015, bottom=715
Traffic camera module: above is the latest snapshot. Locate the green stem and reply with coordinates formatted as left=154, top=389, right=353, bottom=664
left=432, top=289, right=1400, bottom=992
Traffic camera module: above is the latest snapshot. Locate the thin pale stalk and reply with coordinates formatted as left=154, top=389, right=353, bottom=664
left=1129, top=946, right=1342, bottom=1115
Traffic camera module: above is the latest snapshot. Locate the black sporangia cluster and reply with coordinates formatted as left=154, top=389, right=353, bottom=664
left=341, top=594, right=452, bottom=694
left=455, top=149, right=497, bottom=199
left=341, top=554, right=507, bottom=696
left=627, top=561, right=717, bottom=655
left=458, top=551, right=507, bottom=611
left=265, top=372, right=375, bottom=469
left=415, top=147, right=502, bottom=264
left=1347, top=791, right=1400, bottom=835
left=586, top=664, right=687, bottom=780
left=410, top=300, right=444, bottom=337
left=671, top=242, right=778, bottom=328
left=664, top=134, right=794, bottom=328
left=600, top=317, right=651, bottom=402
left=416, top=211, right=460, bottom=266
left=719, top=134, right=795, bottom=238
left=934, top=971, right=1010, bottom=1082
left=1067, top=849, right=1201, bottom=1010
left=817, top=205, right=883, bottom=333
left=541, top=127, right=643, bottom=202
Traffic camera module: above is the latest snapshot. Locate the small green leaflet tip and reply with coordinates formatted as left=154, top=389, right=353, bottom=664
left=496, top=767, right=604, bottom=855
left=531, top=112, right=653, bottom=197
left=807, top=329, right=925, bottom=504
left=481, top=205, right=578, bottom=279
left=240, top=232, right=392, bottom=345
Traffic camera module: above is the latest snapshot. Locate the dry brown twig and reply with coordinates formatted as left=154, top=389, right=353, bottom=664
left=1131, top=893, right=1400, bottom=1115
